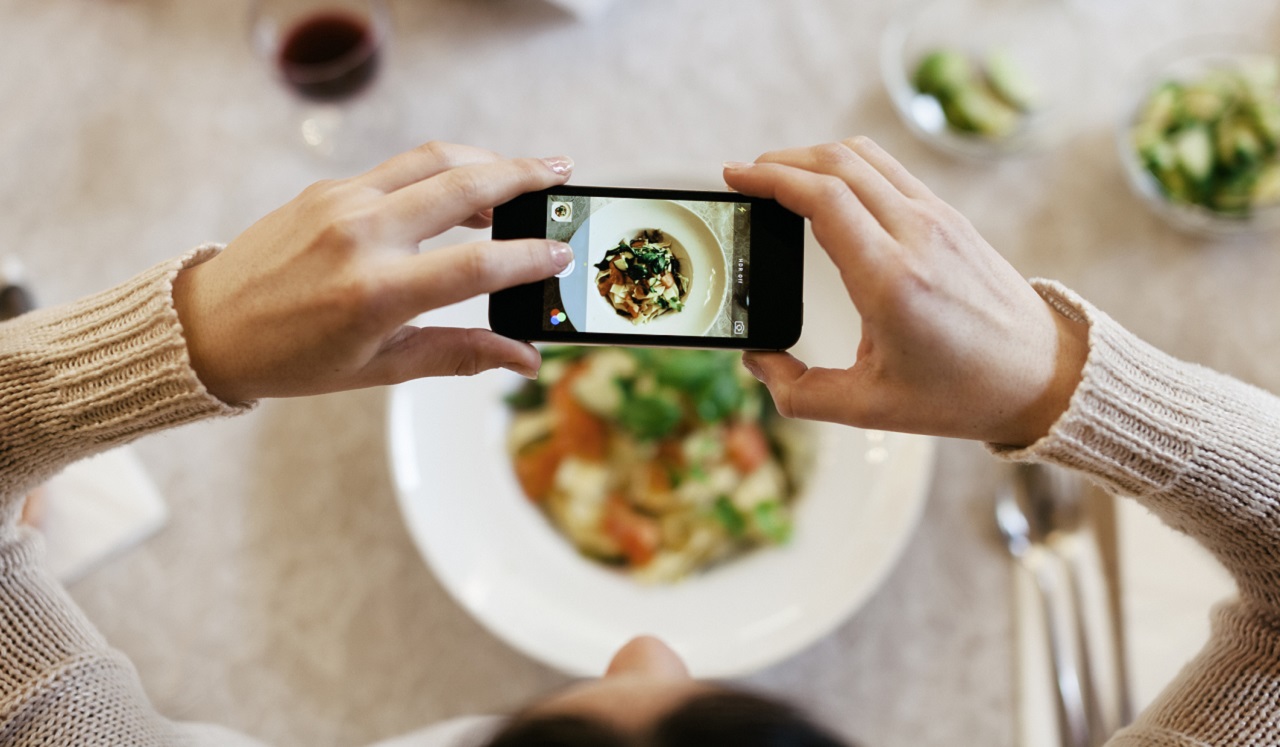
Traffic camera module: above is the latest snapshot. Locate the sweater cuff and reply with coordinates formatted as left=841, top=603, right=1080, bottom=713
left=0, top=246, right=252, bottom=498
left=989, top=279, right=1212, bottom=498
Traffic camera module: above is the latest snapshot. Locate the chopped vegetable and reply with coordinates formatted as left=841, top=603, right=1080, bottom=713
left=712, top=496, right=747, bottom=538
left=751, top=501, right=792, bottom=544
left=503, top=348, right=812, bottom=582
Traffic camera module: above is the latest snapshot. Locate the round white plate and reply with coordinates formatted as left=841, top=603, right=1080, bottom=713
left=387, top=371, right=936, bottom=678
left=562, top=199, right=729, bottom=336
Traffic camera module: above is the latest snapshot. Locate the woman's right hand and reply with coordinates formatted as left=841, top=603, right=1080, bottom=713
left=724, top=137, right=1088, bottom=448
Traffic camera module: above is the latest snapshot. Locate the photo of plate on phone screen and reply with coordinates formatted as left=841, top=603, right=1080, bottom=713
left=559, top=199, right=730, bottom=336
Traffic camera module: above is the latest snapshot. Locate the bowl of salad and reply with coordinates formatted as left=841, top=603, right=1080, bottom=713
left=1120, top=37, right=1280, bottom=236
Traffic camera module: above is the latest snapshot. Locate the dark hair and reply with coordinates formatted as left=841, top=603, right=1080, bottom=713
left=483, top=690, right=853, bottom=747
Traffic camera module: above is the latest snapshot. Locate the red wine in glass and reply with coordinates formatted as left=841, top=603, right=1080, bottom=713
left=278, top=12, right=380, bottom=101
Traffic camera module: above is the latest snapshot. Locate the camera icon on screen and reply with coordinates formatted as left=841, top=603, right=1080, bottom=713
left=550, top=201, right=573, bottom=222
left=733, top=320, right=746, bottom=335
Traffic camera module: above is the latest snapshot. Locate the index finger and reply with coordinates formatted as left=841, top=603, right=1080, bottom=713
left=380, top=156, right=574, bottom=243
left=756, top=142, right=909, bottom=230
left=382, top=237, right=572, bottom=316
left=842, top=136, right=937, bottom=201
left=723, top=161, right=891, bottom=293
left=354, top=141, right=503, bottom=193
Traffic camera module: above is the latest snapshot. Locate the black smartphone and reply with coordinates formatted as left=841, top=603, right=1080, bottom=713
left=489, top=186, right=804, bottom=350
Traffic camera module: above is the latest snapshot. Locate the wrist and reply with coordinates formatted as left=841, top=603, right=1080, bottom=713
left=996, top=283, right=1090, bottom=448
left=171, top=250, right=245, bottom=404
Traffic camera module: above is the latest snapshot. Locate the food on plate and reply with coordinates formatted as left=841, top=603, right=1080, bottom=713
left=504, top=347, right=812, bottom=583
left=593, top=230, right=691, bottom=324
left=912, top=47, right=1039, bottom=139
left=1130, top=56, right=1280, bottom=216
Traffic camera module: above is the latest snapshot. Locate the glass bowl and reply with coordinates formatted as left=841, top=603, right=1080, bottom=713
left=881, top=0, right=1085, bottom=159
left=1118, top=36, right=1280, bottom=237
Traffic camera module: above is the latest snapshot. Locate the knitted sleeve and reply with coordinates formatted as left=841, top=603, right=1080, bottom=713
left=0, top=246, right=259, bottom=746
left=997, top=280, right=1280, bottom=747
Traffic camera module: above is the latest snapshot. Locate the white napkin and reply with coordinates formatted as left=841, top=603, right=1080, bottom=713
left=38, top=446, right=168, bottom=583
left=542, top=0, right=617, bottom=21
left=1117, top=497, right=1235, bottom=711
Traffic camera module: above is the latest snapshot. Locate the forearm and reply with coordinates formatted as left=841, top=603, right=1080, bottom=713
left=0, top=246, right=249, bottom=524
left=997, top=280, right=1280, bottom=607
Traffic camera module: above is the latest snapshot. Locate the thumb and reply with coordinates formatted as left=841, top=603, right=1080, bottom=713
left=363, top=326, right=541, bottom=385
left=742, top=351, right=852, bottom=423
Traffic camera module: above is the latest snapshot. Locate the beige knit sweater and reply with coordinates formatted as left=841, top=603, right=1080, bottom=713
left=0, top=253, right=1277, bottom=747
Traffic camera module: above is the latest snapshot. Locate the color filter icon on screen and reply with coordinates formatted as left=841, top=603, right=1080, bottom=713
left=549, top=309, right=568, bottom=326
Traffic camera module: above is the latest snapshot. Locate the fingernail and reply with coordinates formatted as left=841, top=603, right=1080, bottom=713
left=741, top=356, right=765, bottom=382
left=542, top=156, right=574, bottom=176
left=549, top=241, right=574, bottom=271
left=503, top=362, right=539, bottom=380
left=723, top=161, right=754, bottom=171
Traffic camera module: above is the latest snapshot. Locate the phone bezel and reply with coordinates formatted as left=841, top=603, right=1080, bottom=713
left=489, top=185, right=803, bottom=351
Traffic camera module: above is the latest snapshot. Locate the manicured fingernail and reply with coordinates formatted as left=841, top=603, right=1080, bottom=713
left=503, top=362, right=539, bottom=380
left=741, top=356, right=765, bottom=382
left=723, top=161, right=754, bottom=171
left=542, top=156, right=574, bottom=175
left=549, top=241, right=574, bottom=270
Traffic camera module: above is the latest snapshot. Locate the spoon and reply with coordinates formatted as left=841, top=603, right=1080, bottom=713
left=997, top=464, right=1091, bottom=747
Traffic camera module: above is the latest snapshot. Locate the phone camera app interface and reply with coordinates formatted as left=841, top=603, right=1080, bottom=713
left=541, top=195, right=751, bottom=338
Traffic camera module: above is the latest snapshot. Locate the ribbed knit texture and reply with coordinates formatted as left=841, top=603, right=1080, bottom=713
left=0, top=246, right=259, bottom=746
left=996, top=280, right=1280, bottom=747
left=1, top=265, right=1278, bottom=745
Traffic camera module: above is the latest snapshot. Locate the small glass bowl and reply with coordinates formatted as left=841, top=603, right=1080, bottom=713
left=1117, top=36, right=1280, bottom=237
left=881, top=0, right=1085, bottom=159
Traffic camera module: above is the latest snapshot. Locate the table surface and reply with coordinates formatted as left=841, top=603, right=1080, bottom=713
left=4, top=1, right=1280, bottom=745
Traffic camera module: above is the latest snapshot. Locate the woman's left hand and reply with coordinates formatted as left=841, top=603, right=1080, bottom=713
left=172, top=142, right=575, bottom=403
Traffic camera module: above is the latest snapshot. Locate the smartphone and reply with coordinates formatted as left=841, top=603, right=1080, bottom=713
left=489, top=186, right=804, bottom=350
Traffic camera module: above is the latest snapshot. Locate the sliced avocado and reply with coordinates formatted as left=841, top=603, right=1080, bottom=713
left=913, top=49, right=975, bottom=98
left=945, top=86, right=1020, bottom=138
left=984, top=48, right=1039, bottom=112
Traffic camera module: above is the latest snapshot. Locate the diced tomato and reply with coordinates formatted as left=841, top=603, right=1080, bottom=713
left=603, top=494, right=661, bottom=567
left=725, top=421, right=771, bottom=474
left=548, top=363, right=608, bottom=461
left=513, top=440, right=564, bottom=502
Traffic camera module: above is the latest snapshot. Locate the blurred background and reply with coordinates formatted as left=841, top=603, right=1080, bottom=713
left=2, top=1, right=1279, bottom=745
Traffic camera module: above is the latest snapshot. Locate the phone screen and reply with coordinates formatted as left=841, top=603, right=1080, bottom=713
left=541, top=194, right=752, bottom=340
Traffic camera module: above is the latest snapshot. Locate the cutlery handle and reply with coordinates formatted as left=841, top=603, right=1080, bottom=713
left=1025, top=546, right=1091, bottom=747
left=1059, top=529, right=1134, bottom=742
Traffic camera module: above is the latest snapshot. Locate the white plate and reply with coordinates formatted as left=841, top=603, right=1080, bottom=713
left=562, top=199, right=729, bottom=337
left=387, top=372, right=935, bottom=678
left=391, top=226, right=936, bottom=678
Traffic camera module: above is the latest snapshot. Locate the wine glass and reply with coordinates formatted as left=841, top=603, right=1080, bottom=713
left=249, top=0, right=391, bottom=157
